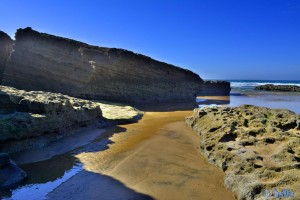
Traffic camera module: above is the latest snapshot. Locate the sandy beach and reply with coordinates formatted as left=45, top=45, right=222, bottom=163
left=46, top=111, right=235, bottom=200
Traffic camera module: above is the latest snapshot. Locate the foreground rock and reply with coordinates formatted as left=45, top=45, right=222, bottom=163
left=0, top=85, right=141, bottom=153
left=186, top=105, right=300, bottom=200
left=0, top=153, right=27, bottom=188
left=199, top=80, right=231, bottom=96
left=255, top=84, right=300, bottom=92
left=1, top=27, right=204, bottom=105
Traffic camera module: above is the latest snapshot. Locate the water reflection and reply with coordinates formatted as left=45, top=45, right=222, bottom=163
left=197, top=92, right=300, bottom=114
left=196, top=96, right=230, bottom=106
left=1, top=126, right=128, bottom=200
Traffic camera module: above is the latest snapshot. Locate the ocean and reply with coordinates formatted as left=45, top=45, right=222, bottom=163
left=229, top=80, right=300, bottom=93
left=198, top=80, right=300, bottom=114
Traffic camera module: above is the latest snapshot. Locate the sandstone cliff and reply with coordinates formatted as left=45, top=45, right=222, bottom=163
left=0, top=31, right=13, bottom=83
left=198, top=80, right=231, bottom=96
left=186, top=105, right=300, bottom=200
left=1, top=28, right=204, bottom=105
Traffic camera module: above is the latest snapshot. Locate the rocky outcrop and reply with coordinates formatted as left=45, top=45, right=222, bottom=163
left=0, top=85, right=105, bottom=153
left=0, top=153, right=27, bottom=188
left=255, top=84, right=300, bottom=92
left=186, top=105, right=300, bottom=200
left=1, top=27, right=204, bottom=105
left=0, top=85, right=142, bottom=153
left=198, top=80, right=231, bottom=96
left=0, top=31, right=13, bottom=83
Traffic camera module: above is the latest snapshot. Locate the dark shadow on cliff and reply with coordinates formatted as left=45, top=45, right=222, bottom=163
left=47, top=170, right=154, bottom=200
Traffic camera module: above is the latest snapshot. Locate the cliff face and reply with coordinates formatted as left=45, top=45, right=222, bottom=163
left=198, top=81, right=231, bottom=96
left=0, top=31, right=13, bottom=83
left=1, top=28, right=203, bottom=105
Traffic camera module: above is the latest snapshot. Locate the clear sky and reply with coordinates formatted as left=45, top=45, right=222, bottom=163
left=0, top=0, right=299, bottom=80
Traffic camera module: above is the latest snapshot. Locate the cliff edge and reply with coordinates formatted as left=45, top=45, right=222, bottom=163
left=1, top=28, right=204, bottom=105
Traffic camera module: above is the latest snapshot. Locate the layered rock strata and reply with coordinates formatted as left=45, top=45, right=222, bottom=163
left=198, top=80, right=231, bottom=96
left=255, top=84, right=300, bottom=92
left=1, top=27, right=204, bottom=105
left=186, top=105, right=300, bottom=200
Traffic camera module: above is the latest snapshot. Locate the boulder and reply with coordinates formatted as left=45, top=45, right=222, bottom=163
left=0, top=158, right=27, bottom=188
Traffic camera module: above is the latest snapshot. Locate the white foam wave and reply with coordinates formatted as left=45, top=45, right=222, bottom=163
left=231, top=82, right=300, bottom=88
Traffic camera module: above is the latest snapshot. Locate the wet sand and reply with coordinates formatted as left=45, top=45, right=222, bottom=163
left=67, top=111, right=236, bottom=200
left=11, top=128, right=107, bottom=165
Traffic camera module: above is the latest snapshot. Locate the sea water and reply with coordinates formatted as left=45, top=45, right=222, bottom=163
left=198, top=80, right=300, bottom=114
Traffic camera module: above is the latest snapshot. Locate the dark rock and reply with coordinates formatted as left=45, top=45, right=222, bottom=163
left=255, top=84, right=300, bottom=92
left=0, top=159, right=27, bottom=188
left=0, top=153, right=10, bottom=168
left=198, top=80, right=231, bottom=96
left=1, top=28, right=204, bottom=105
left=0, top=31, right=13, bottom=84
left=0, top=91, right=17, bottom=114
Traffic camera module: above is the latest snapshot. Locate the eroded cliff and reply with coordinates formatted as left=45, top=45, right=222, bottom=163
left=1, top=27, right=204, bottom=105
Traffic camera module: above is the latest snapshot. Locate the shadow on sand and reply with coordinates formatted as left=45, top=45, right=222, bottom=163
left=0, top=126, right=133, bottom=200
left=47, top=171, right=154, bottom=200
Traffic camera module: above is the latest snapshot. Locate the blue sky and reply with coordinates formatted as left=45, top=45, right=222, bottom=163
left=1, top=0, right=299, bottom=80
